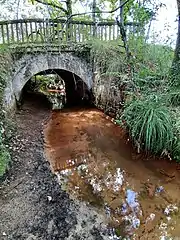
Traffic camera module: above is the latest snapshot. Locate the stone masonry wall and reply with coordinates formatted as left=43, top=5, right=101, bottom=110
left=3, top=52, right=93, bottom=110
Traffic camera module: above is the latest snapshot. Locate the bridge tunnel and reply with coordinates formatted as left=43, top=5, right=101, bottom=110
left=21, top=69, right=94, bottom=109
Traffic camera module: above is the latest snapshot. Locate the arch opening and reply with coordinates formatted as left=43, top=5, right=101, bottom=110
left=21, top=69, right=94, bottom=110
left=3, top=53, right=93, bottom=110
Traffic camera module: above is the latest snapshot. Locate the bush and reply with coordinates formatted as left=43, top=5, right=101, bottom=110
left=121, top=98, right=174, bottom=154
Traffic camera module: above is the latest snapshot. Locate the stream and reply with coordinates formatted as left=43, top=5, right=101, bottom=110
left=44, top=107, right=180, bottom=239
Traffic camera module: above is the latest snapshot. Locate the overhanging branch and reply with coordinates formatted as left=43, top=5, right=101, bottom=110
left=53, top=0, right=131, bottom=21
left=35, top=0, right=68, bottom=14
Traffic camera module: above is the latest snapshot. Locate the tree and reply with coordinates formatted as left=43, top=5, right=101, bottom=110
left=0, top=0, right=47, bottom=20
left=30, top=0, right=133, bottom=20
left=172, top=0, right=180, bottom=86
left=30, top=0, right=72, bottom=18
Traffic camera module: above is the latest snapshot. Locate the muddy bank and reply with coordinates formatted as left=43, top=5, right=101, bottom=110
left=44, top=108, right=180, bottom=239
left=0, top=96, right=111, bottom=240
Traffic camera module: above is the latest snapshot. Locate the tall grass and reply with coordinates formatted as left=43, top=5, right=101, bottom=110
left=128, top=36, right=174, bottom=77
left=122, top=98, right=174, bottom=154
left=171, top=108, right=180, bottom=161
left=166, top=89, right=180, bottom=107
left=172, top=137, right=180, bottom=162
left=90, top=38, right=127, bottom=77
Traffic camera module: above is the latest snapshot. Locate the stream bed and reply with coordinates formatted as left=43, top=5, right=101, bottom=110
left=44, top=108, right=180, bottom=239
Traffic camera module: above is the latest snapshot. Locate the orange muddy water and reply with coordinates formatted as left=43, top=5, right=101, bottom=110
left=44, top=108, right=180, bottom=239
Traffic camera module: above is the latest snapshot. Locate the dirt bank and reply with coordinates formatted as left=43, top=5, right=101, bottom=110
left=0, top=96, right=111, bottom=240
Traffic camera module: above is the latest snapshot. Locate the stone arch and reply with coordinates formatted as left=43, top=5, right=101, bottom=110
left=3, top=52, right=93, bottom=109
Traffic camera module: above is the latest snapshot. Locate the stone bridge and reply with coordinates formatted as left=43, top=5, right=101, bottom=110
left=3, top=50, right=93, bottom=109
left=0, top=18, right=134, bottom=109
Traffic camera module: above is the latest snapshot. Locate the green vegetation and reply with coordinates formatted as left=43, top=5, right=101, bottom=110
left=0, top=0, right=179, bottom=176
left=90, top=33, right=180, bottom=161
left=121, top=98, right=174, bottom=154
left=90, top=38, right=127, bottom=77
left=28, top=75, right=57, bottom=93
left=0, top=47, right=12, bottom=178
left=0, top=146, right=10, bottom=177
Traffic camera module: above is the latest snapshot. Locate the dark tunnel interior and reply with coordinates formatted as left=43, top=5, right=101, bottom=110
left=22, top=69, right=94, bottom=109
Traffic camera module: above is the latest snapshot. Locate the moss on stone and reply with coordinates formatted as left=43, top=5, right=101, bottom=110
left=0, top=146, right=11, bottom=177
left=0, top=46, right=13, bottom=178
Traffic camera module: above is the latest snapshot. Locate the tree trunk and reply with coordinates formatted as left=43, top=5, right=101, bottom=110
left=174, top=1, right=180, bottom=60
left=119, top=0, right=124, bottom=25
left=92, top=0, right=96, bottom=37
left=171, top=0, right=180, bottom=86
left=66, top=0, right=72, bottom=40
left=66, top=0, right=72, bottom=17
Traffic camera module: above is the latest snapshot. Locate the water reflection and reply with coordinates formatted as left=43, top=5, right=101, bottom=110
left=44, top=108, right=180, bottom=239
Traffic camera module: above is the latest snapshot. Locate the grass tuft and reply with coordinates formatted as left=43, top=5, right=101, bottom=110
left=121, top=98, right=174, bottom=154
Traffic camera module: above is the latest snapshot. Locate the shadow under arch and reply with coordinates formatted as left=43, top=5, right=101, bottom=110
left=22, top=68, right=94, bottom=109
left=3, top=53, right=93, bottom=109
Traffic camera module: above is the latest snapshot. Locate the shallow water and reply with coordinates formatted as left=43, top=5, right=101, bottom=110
left=44, top=108, right=180, bottom=239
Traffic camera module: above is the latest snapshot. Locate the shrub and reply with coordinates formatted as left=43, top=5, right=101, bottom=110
left=121, top=98, right=174, bottom=154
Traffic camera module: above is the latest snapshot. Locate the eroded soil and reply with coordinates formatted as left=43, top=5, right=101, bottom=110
left=44, top=108, right=180, bottom=239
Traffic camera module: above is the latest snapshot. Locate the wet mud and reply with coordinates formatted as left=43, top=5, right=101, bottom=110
left=0, top=97, right=113, bottom=240
left=44, top=108, right=180, bottom=239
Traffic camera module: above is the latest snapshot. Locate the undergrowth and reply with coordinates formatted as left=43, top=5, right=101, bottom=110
left=0, top=146, right=11, bottom=177
left=90, top=36, right=180, bottom=161
left=27, top=74, right=57, bottom=93
left=90, top=38, right=127, bottom=77
left=90, top=39, right=129, bottom=112
left=0, top=45, right=12, bottom=178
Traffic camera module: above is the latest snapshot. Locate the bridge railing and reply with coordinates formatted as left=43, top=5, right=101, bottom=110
left=0, top=18, right=136, bottom=45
